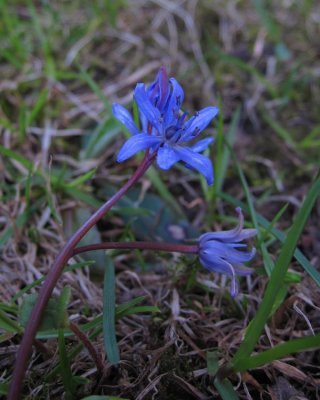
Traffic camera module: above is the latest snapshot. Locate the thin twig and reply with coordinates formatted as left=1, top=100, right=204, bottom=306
left=69, top=321, right=104, bottom=373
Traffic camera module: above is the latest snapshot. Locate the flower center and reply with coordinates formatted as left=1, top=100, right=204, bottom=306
left=164, top=126, right=181, bottom=143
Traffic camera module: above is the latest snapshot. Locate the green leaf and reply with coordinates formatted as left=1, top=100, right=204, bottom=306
left=261, top=111, right=296, bottom=149
left=64, top=187, right=102, bottom=209
left=232, top=174, right=320, bottom=370
left=79, top=67, right=111, bottom=109
left=146, top=166, right=184, bottom=216
left=0, top=332, right=16, bottom=344
left=57, top=287, right=71, bottom=328
left=0, top=144, right=32, bottom=170
left=116, top=305, right=160, bottom=319
left=0, top=382, right=9, bottom=395
left=235, top=334, right=320, bottom=372
left=252, top=0, right=280, bottom=42
left=214, top=377, right=239, bottom=400
left=81, top=117, right=120, bottom=159
left=81, top=397, right=129, bottom=400
left=27, top=87, right=49, bottom=126
left=207, top=351, right=239, bottom=399
left=19, top=293, right=69, bottom=333
left=233, top=152, right=274, bottom=276
left=58, top=329, right=76, bottom=398
left=0, top=310, right=22, bottom=333
left=207, top=351, right=219, bottom=376
left=103, top=259, right=120, bottom=364
left=64, top=168, right=97, bottom=188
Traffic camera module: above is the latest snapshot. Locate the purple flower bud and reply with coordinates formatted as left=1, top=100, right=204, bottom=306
left=199, top=208, right=257, bottom=297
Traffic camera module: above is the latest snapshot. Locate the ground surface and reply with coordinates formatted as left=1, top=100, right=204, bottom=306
left=0, top=1, right=320, bottom=399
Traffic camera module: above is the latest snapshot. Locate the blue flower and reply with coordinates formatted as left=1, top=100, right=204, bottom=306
left=198, top=208, right=257, bottom=297
left=112, top=67, right=219, bottom=185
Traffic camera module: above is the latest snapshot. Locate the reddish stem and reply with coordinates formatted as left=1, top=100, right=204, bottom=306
left=72, top=241, right=198, bottom=256
left=8, top=154, right=155, bottom=400
left=69, top=321, right=104, bottom=374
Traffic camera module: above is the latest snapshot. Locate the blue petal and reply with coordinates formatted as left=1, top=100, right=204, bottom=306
left=147, top=67, right=170, bottom=111
left=164, top=78, right=184, bottom=126
left=117, top=134, right=161, bottom=162
left=134, top=84, right=162, bottom=132
left=199, top=255, right=238, bottom=297
left=190, top=137, right=214, bottom=153
left=199, top=208, right=257, bottom=243
left=157, top=143, right=180, bottom=170
left=180, top=107, right=219, bottom=142
left=200, top=231, right=243, bottom=243
left=139, top=110, right=148, bottom=133
left=112, top=103, right=140, bottom=136
left=202, top=240, right=256, bottom=263
left=233, top=264, right=254, bottom=276
left=173, top=146, right=214, bottom=185
left=200, top=253, right=231, bottom=274
left=157, top=67, right=170, bottom=111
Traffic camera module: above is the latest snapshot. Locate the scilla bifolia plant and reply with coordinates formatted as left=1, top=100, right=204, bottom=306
left=8, top=67, right=256, bottom=399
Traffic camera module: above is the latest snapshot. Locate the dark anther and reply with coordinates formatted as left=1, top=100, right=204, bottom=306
left=165, top=126, right=178, bottom=140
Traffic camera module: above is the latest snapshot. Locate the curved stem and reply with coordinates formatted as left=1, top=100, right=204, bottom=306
left=8, top=154, right=155, bottom=400
left=72, top=241, right=198, bottom=256
left=69, top=321, right=104, bottom=374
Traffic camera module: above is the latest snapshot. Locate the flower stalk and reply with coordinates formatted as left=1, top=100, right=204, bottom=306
left=8, top=153, right=155, bottom=400
left=72, top=241, right=198, bottom=256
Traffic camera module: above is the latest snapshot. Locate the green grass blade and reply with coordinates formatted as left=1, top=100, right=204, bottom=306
left=103, top=259, right=120, bottom=364
left=0, top=144, right=32, bottom=170
left=81, top=117, right=120, bottom=159
left=259, top=203, right=288, bottom=242
left=78, top=67, right=111, bottom=110
left=233, top=154, right=274, bottom=276
left=0, top=310, right=22, bottom=333
left=234, top=334, right=320, bottom=372
left=146, top=166, right=184, bottom=216
left=81, top=396, right=129, bottom=400
left=27, top=88, right=49, bottom=126
left=58, top=329, right=76, bottom=398
left=299, top=125, right=320, bottom=148
left=57, top=287, right=71, bottom=328
left=64, top=187, right=102, bottom=208
left=232, top=174, right=320, bottom=369
left=215, top=106, right=241, bottom=194
left=0, top=382, right=9, bottom=396
left=28, top=1, right=55, bottom=79
left=207, top=351, right=239, bottom=399
left=252, top=0, right=280, bottom=42
left=261, top=111, right=296, bottom=149
left=214, top=377, right=240, bottom=400
left=65, top=168, right=97, bottom=188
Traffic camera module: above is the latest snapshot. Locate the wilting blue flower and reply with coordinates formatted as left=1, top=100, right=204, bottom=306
left=113, top=67, right=219, bottom=185
left=199, top=207, right=257, bottom=297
